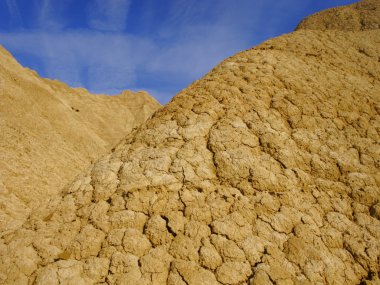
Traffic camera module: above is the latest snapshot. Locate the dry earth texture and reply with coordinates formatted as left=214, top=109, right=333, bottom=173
left=1, top=0, right=380, bottom=284
left=0, top=46, right=160, bottom=243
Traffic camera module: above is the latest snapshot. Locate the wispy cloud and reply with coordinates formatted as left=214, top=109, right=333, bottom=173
left=5, top=0, right=23, bottom=27
left=2, top=0, right=352, bottom=103
left=147, top=24, right=248, bottom=77
left=1, top=2, right=251, bottom=101
left=86, top=0, right=131, bottom=32
left=0, top=25, right=242, bottom=98
left=36, top=0, right=68, bottom=30
left=0, top=31, right=154, bottom=93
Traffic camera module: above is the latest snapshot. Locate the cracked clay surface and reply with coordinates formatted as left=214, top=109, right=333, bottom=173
left=0, top=1, right=379, bottom=284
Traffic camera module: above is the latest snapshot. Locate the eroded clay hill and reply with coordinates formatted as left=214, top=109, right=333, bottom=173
left=1, top=0, right=380, bottom=284
left=0, top=46, right=160, bottom=238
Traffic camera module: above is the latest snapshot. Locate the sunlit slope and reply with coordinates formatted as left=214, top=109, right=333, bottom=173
left=1, top=0, right=379, bottom=284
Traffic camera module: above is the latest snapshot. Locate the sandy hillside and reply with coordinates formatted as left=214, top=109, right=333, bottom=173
left=1, top=0, right=379, bottom=284
left=0, top=46, right=160, bottom=237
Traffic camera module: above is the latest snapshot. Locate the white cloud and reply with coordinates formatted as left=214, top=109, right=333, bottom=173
left=0, top=5, right=253, bottom=103
left=86, top=0, right=131, bottom=32
left=0, top=31, right=154, bottom=93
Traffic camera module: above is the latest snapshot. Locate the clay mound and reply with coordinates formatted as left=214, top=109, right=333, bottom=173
left=0, top=46, right=160, bottom=236
left=1, top=0, right=380, bottom=284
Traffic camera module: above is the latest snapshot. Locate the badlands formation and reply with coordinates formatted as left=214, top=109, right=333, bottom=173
left=1, top=0, right=380, bottom=284
left=0, top=46, right=160, bottom=242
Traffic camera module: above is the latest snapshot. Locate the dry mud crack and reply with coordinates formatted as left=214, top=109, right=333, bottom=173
left=1, top=0, right=380, bottom=284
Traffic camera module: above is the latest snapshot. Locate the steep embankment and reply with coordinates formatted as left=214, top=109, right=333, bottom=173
left=1, top=0, right=379, bottom=284
left=0, top=46, right=160, bottom=237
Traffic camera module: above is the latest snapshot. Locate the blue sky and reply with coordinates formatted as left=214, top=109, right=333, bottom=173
left=0, top=0, right=358, bottom=104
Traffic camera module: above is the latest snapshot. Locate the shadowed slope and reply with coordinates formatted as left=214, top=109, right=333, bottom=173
left=1, top=0, right=379, bottom=284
